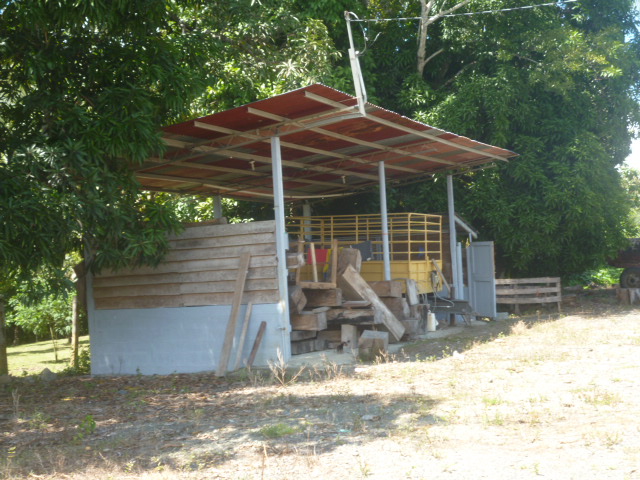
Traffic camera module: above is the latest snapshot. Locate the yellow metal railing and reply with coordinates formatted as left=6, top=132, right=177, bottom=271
left=286, top=213, right=443, bottom=293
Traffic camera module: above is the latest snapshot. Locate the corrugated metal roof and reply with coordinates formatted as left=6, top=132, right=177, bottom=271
left=135, top=83, right=517, bottom=202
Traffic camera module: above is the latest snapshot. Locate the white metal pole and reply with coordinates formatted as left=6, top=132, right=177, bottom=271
left=379, top=161, right=391, bottom=281
left=302, top=202, right=312, bottom=241
left=447, top=174, right=458, bottom=299
left=271, top=136, right=291, bottom=359
left=344, top=12, right=367, bottom=115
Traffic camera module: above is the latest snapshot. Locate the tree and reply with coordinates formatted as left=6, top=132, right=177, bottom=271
left=322, top=0, right=640, bottom=276
left=0, top=0, right=341, bottom=372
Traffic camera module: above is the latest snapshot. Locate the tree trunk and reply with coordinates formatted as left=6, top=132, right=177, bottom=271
left=71, top=261, right=87, bottom=369
left=417, top=0, right=472, bottom=76
left=0, top=295, right=8, bottom=375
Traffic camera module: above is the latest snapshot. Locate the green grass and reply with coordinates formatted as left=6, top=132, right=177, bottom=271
left=7, top=335, right=90, bottom=376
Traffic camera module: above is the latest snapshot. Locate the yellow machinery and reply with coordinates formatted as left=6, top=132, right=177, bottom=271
left=286, top=213, right=443, bottom=294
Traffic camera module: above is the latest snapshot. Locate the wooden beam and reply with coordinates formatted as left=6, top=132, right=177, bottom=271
left=305, top=91, right=511, bottom=163
left=246, top=321, right=267, bottom=369
left=216, top=252, right=251, bottom=377
left=337, top=264, right=405, bottom=341
left=233, top=302, right=253, bottom=371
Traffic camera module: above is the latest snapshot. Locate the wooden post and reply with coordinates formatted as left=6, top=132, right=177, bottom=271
left=247, top=321, right=267, bottom=368
left=216, top=252, right=251, bottom=376
left=233, top=302, right=253, bottom=371
left=309, top=243, right=318, bottom=282
left=71, top=261, right=87, bottom=370
left=0, top=295, right=7, bottom=375
left=330, top=238, right=339, bottom=284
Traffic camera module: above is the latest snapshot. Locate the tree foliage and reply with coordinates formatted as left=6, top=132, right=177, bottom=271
left=318, top=0, right=640, bottom=276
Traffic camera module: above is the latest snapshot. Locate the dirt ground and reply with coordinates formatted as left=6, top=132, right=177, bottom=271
left=2, top=288, right=640, bottom=479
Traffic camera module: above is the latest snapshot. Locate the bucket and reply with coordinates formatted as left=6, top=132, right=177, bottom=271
left=427, top=313, right=437, bottom=332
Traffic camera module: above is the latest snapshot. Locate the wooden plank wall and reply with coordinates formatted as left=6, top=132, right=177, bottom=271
left=93, top=221, right=279, bottom=310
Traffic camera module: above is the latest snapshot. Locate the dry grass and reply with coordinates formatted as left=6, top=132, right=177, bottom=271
left=2, top=291, right=640, bottom=479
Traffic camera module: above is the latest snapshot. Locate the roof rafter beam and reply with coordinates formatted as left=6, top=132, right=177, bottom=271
left=247, top=106, right=459, bottom=169
left=306, top=91, right=509, bottom=163
left=167, top=133, right=380, bottom=182
left=137, top=172, right=358, bottom=201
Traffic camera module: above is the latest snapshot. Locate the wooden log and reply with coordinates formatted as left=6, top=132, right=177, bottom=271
left=358, top=330, right=389, bottom=359
left=291, top=310, right=328, bottom=331
left=342, top=300, right=371, bottom=308
left=381, top=297, right=410, bottom=321
left=317, top=329, right=342, bottom=342
left=405, top=279, right=420, bottom=306
left=291, top=338, right=326, bottom=355
left=368, top=280, right=403, bottom=298
left=326, top=308, right=375, bottom=324
left=297, top=281, right=337, bottom=289
left=338, top=247, right=362, bottom=274
left=246, top=321, right=267, bottom=368
left=216, top=252, right=251, bottom=377
left=341, top=324, right=359, bottom=355
left=291, top=330, right=317, bottom=341
left=337, top=265, right=405, bottom=342
left=288, top=285, right=307, bottom=314
left=401, top=319, right=421, bottom=338
left=303, top=288, right=343, bottom=307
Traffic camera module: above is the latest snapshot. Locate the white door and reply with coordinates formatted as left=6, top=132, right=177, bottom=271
left=466, top=241, right=497, bottom=318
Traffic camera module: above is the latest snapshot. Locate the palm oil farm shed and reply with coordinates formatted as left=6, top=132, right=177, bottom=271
left=87, top=84, right=516, bottom=375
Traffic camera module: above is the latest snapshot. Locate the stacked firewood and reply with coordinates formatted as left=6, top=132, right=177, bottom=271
left=287, top=248, right=426, bottom=356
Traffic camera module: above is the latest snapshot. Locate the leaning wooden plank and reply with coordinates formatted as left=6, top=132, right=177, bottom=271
left=216, top=252, right=251, bottom=377
left=246, top=321, right=267, bottom=369
left=430, top=258, right=451, bottom=295
left=381, top=297, right=410, bottom=321
left=291, top=311, right=328, bottom=331
left=303, top=288, right=343, bottom=307
left=233, top=302, right=253, bottom=371
left=338, top=248, right=362, bottom=274
left=337, top=264, right=405, bottom=342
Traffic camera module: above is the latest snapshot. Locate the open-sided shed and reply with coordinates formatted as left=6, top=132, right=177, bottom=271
left=88, top=84, right=516, bottom=375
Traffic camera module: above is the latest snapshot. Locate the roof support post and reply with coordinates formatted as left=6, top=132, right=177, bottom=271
left=213, top=195, right=223, bottom=219
left=379, top=161, right=392, bottom=281
left=271, top=136, right=291, bottom=360
left=447, top=174, right=458, bottom=299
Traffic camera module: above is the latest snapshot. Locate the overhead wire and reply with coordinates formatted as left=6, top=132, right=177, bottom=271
left=348, top=0, right=579, bottom=23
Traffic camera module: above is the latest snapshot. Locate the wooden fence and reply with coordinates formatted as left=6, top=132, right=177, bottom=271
left=495, top=277, right=562, bottom=314
left=93, top=221, right=279, bottom=310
